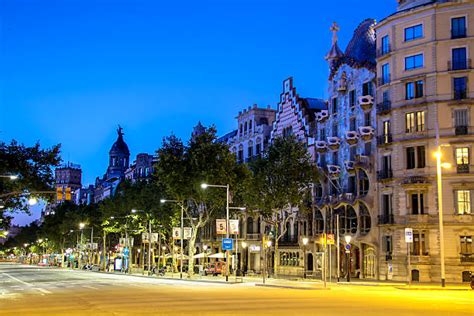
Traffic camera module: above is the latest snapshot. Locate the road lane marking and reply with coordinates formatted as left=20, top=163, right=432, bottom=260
left=82, top=285, right=99, bottom=290
left=36, top=288, right=51, bottom=294
left=2, top=273, right=33, bottom=287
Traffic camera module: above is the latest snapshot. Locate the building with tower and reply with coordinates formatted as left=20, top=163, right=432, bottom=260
left=54, top=162, right=82, bottom=203
left=94, top=126, right=131, bottom=203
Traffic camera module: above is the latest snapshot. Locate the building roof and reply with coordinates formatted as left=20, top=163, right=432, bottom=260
left=110, top=126, right=130, bottom=156
left=217, top=129, right=238, bottom=143
left=328, top=18, right=376, bottom=79
left=302, top=98, right=327, bottom=111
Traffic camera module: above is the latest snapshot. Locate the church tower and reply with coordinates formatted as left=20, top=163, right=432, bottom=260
left=106, top=126, right=130, bottom=180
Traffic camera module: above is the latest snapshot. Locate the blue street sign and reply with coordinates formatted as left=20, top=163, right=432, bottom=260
left=345, top=244, right=351, bottom=251
left=123, top=247, right=130, bottom=257
left=222, top=238, right=233, bottom=251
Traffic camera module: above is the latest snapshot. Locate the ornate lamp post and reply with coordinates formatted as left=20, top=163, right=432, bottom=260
left=302, top=237, right=309, bottom=279
left=344, top=235, right=352, bottom=282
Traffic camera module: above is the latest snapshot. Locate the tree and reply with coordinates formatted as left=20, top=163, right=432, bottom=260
left=155, top=127, right=250, bottom=276
left=0, top=140, right=61, bottom=228
left=246, top=136, right=319, bottom=277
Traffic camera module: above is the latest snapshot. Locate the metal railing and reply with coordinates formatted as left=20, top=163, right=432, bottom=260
left=378, top=214, right=394, bottom=225
left=451, top=28, right=467, bottom=39
left=377, top=169, right=393, bottom=180
left=377, top=134, right=393, bottom=145
left=376, top=100, right=391, bottom=114
left=457, top=164, right=470, bottom=174
left=455, top=125, right=468, bottom=135
left=448, top=59, right=471, bottom=71
left=376, top=44, right=391, bottom=58
left=454, top=90, right=468, bottom=100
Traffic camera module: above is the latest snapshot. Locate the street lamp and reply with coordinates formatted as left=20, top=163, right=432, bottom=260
left=0, top=175, right=18, bottom=180
left=161, top=199, right=185, bottom=279
left=79, top=223, right=85, bottom=268
left=131, top=209, right=153, bottom=275
left=28, top=197, right=37, bottom=206
left=302, top=237, right=309, bottom=279
left=434, top=149, right=451, bottom=288
left=201, top=183, right=231, bottom=282
left=241, top=242, right=247, bottom=274
left=344, top=234, right=352, bottom=282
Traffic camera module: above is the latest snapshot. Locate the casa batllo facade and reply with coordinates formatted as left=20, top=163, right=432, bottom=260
left=316, top=19, right=379, bottom=280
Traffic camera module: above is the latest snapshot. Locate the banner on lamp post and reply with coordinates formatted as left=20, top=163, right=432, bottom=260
left=183, top=227, right=192, bottom=240
left=216, top=219, right=227, bottom=235
left=229, top=219, right=239, bottom=235
left=173, top=227, right=181, bottom=239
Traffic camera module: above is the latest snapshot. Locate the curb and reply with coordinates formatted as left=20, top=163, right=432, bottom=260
left=255, top=283, right=330, bottom=290
left=395, top=286, right=472, bottom=291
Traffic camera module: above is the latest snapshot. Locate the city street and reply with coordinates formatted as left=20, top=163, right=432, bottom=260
left=0, top=263, right=472, bottom=315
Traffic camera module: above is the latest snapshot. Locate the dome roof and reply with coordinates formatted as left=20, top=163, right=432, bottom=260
left=344, top=18, right=376, bottom=66
left=110, top=126, right=130, bottom=155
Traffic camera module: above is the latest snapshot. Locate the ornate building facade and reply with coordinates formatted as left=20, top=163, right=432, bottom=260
left=375, top=0, right=474, bottom=283
left=316, top=19, right=379, bottom=280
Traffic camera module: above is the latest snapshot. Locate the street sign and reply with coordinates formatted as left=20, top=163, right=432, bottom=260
left=151, top=233, right=159, bottom=243
left=173, top=227, right=181, bottom=239
left=345, top=244, right=351, bottom=251
left=229, top=219, right=239, bottom=235
left=326, top=234, right=335, bottom=245
left=222, top=238, right=233, bottom=251
left=405, top=228, right=413, bottom=243
left=216, top=219, right=227, bottom=234
left=183, top=227, right=192, bottom=240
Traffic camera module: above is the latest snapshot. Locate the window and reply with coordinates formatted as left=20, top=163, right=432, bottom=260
left=332, top=123, right=338, bottom=137
left=452, top=17, right=466, bottom=39
left=349, top=117, right=356, bottom=131
left=358, top=170, right=369, bottom=196
left=319, top=129, right=326, bottom=141
left=405, top=54, right=424, bottom=70
left=282, top=126, right=293, bottom=137
left=349, top=90, right=356, bottom=108
left=382, top=155, right=392, bottom=174
left=364, top=112, right=371, bottom=126
left=248, top=145, right=253, bottom=159
left=362, top=82, right=373, bottom=96
left=417, top=146, right=425, bottom=168
left=405, top=111, right=425, bottom=132
left=404, top=24, right=423, bottom=41
left=249, top=120, right=252, bottom=131
left=382, top=121, right=391, bottom=142
left=411, top=193, right=425, bottom=215
left=383, top=235, right=393, bottom=256
left=256, top=143, right=261, bottom=156
left=382, top=63, right=390, bottom=85
left=452, top=47, right=467, bottom=70
left=412, top=231, right=427, bottom=256
left=350, top=146, right=357, bottom=161
left=348, top=176, right=356, bottom=194
left=406, top=146, right=425, bottom=169
left=359, top=204, right=371, bottom=235
left=460, top=236, right=472, bottom=255
left=407, top=147, right=416, bottom=169
left=406, top=80, right=424, bottom=99
left=364, top=142, right=372, bottom=156
left=383, top=90, right=390, bottom=103
left=381, top=35, right=390, bottom=55
left=238, top=149, right=244, bottom=163
left=244, top=122, right=248, bottom=133
left=456, top=147, right=469, bottom=165
left=382, top=194, right=392, bottom=217
left=332, top=151, right=338, bottom=165
left=454, top=109, right=468, bottom=128
left=332, top=98, right=338, bottom=114
left=456, top=190, right=471, bottom=215
left=453, top=77, right=467, bottom=100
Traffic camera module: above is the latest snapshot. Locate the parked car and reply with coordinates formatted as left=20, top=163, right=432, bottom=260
left=204, top=262, right=226, bottom=276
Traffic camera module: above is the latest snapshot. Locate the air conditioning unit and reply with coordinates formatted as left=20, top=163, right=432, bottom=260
left=345, top=131, right=359, bottom=144
left=358, top=95, right=374, bottom=109
left=344, top=160, right=355, bottom=171
left=316, top=110, right=329, bottom=122
left=316, top=141, right=328, bottom=152
left=327, top=165, right=341, bottom=175
left=358, top=126, right=375, bottom=139
left=327, top=137, right=341, bottom=149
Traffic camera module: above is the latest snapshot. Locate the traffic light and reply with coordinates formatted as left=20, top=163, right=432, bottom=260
left=56, top=187, right=63, bottom=201
left=65, top=187, right=72, bottom=201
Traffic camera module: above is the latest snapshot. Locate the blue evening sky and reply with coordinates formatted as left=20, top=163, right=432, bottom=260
left=1, top=0, right=394, bottom=224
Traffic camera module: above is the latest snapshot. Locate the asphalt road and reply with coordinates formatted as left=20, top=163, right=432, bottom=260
left=0, top=263, right=473, bottom=316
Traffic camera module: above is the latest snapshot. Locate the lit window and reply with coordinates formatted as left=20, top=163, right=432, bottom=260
left=457, top=190, right=471, bottom=215
left=456, top=147, right=469, bottom=165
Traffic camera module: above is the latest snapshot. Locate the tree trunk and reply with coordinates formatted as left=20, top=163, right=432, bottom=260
left=273, top=223, right=278, bottom=278
left=187, top=230, right=197, bottom=277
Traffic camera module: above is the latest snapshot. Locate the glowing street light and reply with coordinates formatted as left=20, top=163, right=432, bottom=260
left=302, top=237, right=309, bottom=279
left=28, top=197, right=38, bottom=206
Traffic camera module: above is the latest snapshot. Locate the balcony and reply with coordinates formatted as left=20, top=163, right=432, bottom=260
left=457, top=164, right=470, bottom=174
left=448, top=59, right=471, bottom=71
left=385, top=253, right=393, bottom=261
left=377, top=169, right=393, bottom=181
left=376, top=45, right=391, bottom=58
left=355, top=155, right=371, bottom=169
left=245, top=233, right=261, bottom=241
left=377, top=134, right=393, bottom=146
left=460, top=254, right=474, bottom=263
left=378, top=75, right=391, bottom=86
left=376, top=100, right=391, bottom=114
left=454, top=90, right=468, bottom=100
left=455, top=125, right=468, bottom=135
left=378, top=214, right=394, bottom=225
left=451, top=28, right=467, bottom=39
left=279, top=237, right=298, bottom=246
left=402, top=176, right=429, bottom=185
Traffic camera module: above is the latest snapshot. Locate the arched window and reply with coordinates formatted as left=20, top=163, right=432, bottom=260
left=244, top=122, right=248, bottom=133
left=358, top=170, right=369, bottom=196
left=249, top=120, right=252, bottom=130
left=246, top=217, right=254, bottom=234
left=359, top=203, right=371, bottom=235
left=347, top=205, right=358, bottom=234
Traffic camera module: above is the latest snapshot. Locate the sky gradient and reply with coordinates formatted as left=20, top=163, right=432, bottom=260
left=1, top=0, right=395, bottom=223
